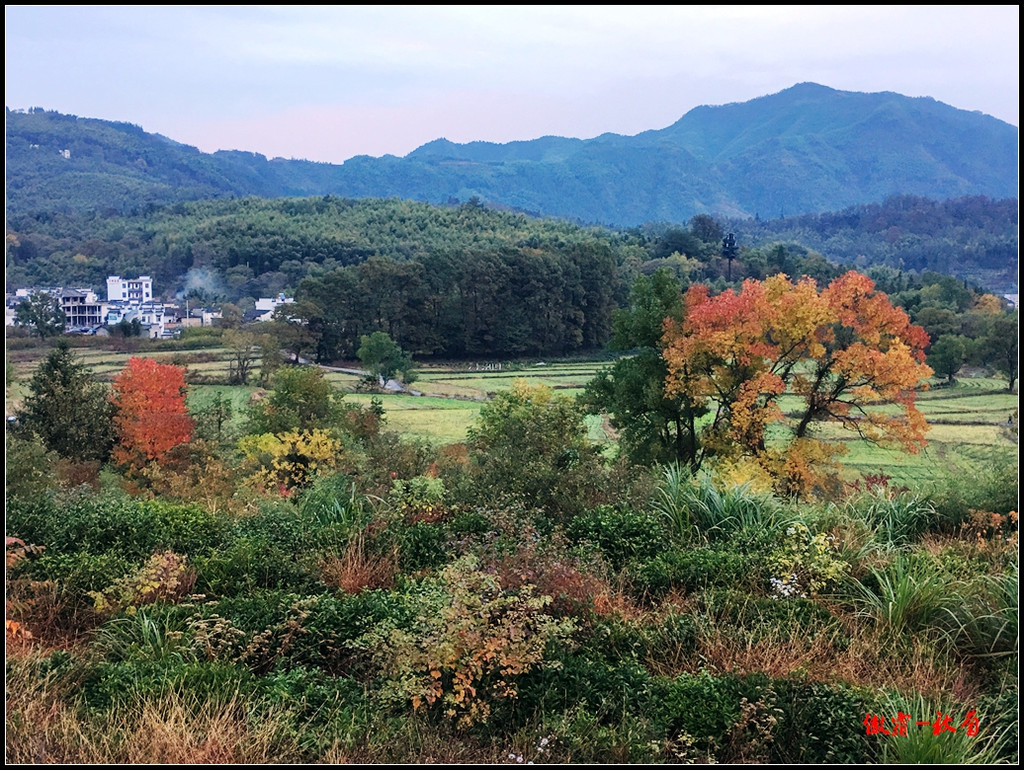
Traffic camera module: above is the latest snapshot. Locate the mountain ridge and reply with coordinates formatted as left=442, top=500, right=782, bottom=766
left=6, top=83, right=1018, bottom=226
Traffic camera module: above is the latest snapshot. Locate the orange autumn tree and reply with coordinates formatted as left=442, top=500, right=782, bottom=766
left=111, top=357, right=194, bottom=471
left=662, top=271, right=933, bottom=496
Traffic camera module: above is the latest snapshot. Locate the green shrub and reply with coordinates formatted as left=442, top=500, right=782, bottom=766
left=534, top=708, right=662, bottom=763
left=233, top=501, right=316, bottom=554
left=926, top=452, right=1019, bottom=527
left=629, top=547, right=762, bottom=599
left=576, top=613, right=700, bottom=666
left=517, top=653, right=653, bottom=725
left=395, top=521, right=452, bottom=572
left=188, top=590, right=414, bottom=677
left=447, top=509, right=492, bottom=539
left=5, top=491, right=232, bottom=562
left=566, top=505, right=668, bottom=571
left=192, top=537, right=319, bottom=597
left=80, top=659, right=255, bottom=715
left=649, top=671, right=773, bottom=759
left=4, top=434, right=60, bottom=501
left=355, top=557, right=576, bottom=728
left=257, top=666, right=371, bottom=757
left=19, top=551, right=133, bottom=598
left=769, top=680, right=875, bottom=763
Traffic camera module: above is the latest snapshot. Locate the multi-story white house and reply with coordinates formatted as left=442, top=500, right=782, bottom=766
left=105, top=301, right=167, bottom=338
left=251, top=293, right=296, bottom=322
left=106, top=275, right=153, bottom=303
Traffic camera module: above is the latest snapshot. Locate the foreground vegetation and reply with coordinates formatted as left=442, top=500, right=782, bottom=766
left=6, top=335, right=1018, bottom=764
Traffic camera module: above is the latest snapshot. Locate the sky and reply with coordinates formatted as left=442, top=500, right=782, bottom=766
left=5, top=6, right=1020, bottom=165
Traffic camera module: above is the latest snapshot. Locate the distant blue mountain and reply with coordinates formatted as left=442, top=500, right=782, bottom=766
left=6, top=83, right=1017, bottom=225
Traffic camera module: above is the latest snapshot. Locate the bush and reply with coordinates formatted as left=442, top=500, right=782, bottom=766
left=355, top=556, right=576, bottom=727
left=770, top=680, right=875, bottom=763
left=648, top=671, right=773, bottom=760
left=572, top=612, right=700, bottom=670
left=629, top=547, right=762, bottom=599
left=79, top=659, right=255, bottom=716
left=17, top=551, right=133, bottom=600
left=187, top=590, right=414, bottom=677
left=466, top=381, right=607, bottom=522
left=926, top=452, right=1019, bottom=528
left=5, top=491, right=232, bottom=563
left=517, top=653, right=653, bottom=726
left=5, top=434, right=60, bottom=501
left=566, top=505, right=668, bottom=572
left=533, top=708, right=662, bottom=764
left=192, top=537, right=319, bottom=597
left=257, top=666, right=371, bottom=757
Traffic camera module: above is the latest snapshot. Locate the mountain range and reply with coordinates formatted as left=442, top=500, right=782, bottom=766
left=5, top=83, right=1018, bottom=227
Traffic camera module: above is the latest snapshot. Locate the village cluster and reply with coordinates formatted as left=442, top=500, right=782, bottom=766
left=5, top=276, right=294, bottom=338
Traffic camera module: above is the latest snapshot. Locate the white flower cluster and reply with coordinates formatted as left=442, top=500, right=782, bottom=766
left=506, top=736, right=550, bottom=764
left=769, top=573, right=806, bottom=599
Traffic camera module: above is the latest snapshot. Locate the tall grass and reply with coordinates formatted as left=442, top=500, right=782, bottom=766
left=91, top=609, right=191, bottom=663
left=845, top=490, right=938, bottom=548
left=875, top=690, right=1015, bottom=764
left=5, top=680, right=302, bottom=764
left=652, top=465, right=783, bottom=543
left=946, top=563, right=1019, bottom=660
left=846, top=553, right=964, bottom=641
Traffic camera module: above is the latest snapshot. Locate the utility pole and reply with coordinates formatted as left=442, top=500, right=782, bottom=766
left=722, top=232, right=738, bottom=282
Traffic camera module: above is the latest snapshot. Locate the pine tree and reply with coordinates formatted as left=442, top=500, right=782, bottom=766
left=16, top=340, right=115, bottom=462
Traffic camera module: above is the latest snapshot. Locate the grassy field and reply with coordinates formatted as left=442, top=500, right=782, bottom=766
left=836, top=376, right=1017, bottom=485
left=345, top=393, right=482, bottom=445
left=6, top=340, right=1016, bottom=483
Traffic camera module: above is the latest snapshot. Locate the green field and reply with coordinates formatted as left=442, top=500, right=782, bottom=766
left=6, top=342, right=1016, bottom=482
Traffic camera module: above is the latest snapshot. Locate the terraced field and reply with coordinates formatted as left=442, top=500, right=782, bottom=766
left=836, top=377, right=1017, bottom=484
left=7, top=342, right=1016, bottom=484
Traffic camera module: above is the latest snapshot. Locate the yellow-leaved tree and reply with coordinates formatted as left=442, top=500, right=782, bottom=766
left=661, top=271, right=933, bottom=496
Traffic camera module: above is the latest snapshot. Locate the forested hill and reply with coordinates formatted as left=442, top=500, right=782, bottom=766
left=6, top=83, right=1018, bottom=225
left=722, top=195, right=1019, bottom=295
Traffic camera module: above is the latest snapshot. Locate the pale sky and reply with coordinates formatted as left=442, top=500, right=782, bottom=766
left=5, top=5, right=1019, bottom=164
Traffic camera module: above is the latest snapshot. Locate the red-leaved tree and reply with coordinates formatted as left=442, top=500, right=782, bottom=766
left=111, top=357, right=194, bottom=470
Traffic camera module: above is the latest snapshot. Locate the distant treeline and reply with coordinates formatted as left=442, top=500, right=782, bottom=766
left=723, top=195, right=1018, bottom=293
left=5, top=195, right=1017, bottom=359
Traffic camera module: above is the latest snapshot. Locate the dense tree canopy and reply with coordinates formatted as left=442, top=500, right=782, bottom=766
left=661, top=271, right=933, bottom=495
left=468, top=381, right=605, bottom=521
left=111, top=357, right=194, bottom=469
left=582, top=269, right=698, bottom=465
left=358, top=331, right=416, bottom=384
left=247, top=366, right=344, bottom=435
left=15, top=292, right=65, bottom=338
